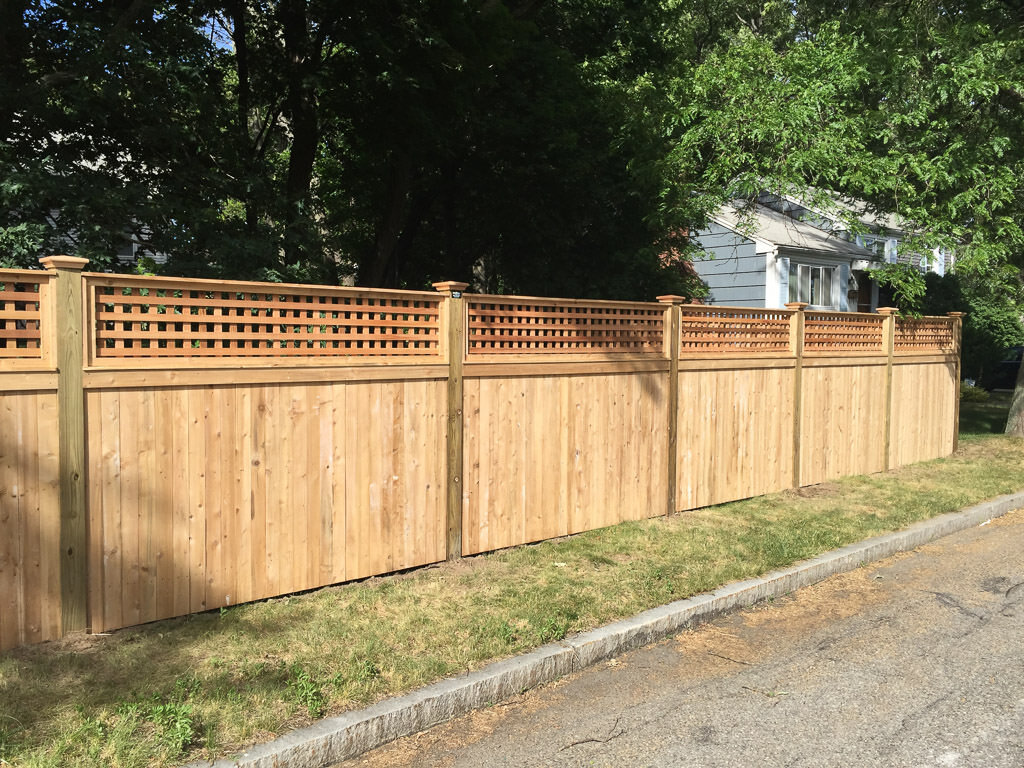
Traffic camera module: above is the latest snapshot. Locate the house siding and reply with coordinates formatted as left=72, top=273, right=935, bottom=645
left=692, top=222, right=767, bottom=307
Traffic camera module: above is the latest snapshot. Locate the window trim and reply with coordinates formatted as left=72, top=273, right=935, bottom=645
left=787, top=261, right=839, bottom=310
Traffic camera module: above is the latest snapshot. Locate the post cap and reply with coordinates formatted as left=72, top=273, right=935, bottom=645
left=432, top=281, right=470, bottom=297
left=876, top=307, right=899, bottom=315
left=784, top=302, right=809, bottom=311
left=947, top=311, right=966, bottom=318
left=39, top=255, right=90, bottom=272
left=656, top=294, right=687, bottom=304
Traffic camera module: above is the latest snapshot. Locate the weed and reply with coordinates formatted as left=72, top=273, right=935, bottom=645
left=288, top=665, right=325, bottom=719
left=354, top=658, right=381, bottom=682
left=149, top=700, right=195, bottom=756
left=536, top=616, right=570, bottom=643
left=497, top=620, right=519, bottom=647
left=0, top=725, right=15, bottom=760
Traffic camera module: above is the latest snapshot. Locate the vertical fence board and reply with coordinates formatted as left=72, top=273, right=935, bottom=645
left=800, top=364, right=887, bottom=486
left=0, top=393, right=18, bottom=650
left=328, top=383, right=347, bottom=582
left=170, top=388, right=190, bottom=616
left=37, top=393, right=61, bottom=641
left=19, top=396, right=41, bottom=645
left=890, top=362, right=957, bottom=468
left=461, top=371, right=668, bottom=556
left=186, top=387, right=208, bottom=613
left=676, top=366, right=795, bottom=510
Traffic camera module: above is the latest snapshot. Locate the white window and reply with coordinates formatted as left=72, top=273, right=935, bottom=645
left=788, top=263, right=837, bottom=308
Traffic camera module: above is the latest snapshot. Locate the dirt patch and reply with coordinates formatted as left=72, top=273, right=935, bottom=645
left=349, top=678, right=573, bottom=767
left=785, top=482, right=841, bottom=499
left=987, top=507, right=1023, bottom=526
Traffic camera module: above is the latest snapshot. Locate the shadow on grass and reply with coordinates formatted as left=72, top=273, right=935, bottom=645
left=959, top=392, right=1011, bottom=438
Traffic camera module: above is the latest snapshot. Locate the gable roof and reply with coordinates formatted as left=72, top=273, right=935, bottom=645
left=711, top=203, right=875, bottom=260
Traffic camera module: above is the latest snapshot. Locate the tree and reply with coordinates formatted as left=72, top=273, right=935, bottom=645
left=0, top=1, right=233, bottom=271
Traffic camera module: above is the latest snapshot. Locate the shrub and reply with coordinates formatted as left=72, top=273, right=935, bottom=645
left=960, top=383, right=989, bottom=402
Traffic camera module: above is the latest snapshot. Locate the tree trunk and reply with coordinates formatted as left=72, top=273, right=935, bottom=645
left=279, top=0, right=320, bottom=267
left=1004, top=355, right=1024, bottom=436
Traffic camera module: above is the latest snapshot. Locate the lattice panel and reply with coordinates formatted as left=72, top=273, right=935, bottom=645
left=678, top=306, right=791, bottom=354
left=895, top=317, right=954, bottom=353
left=467, top=295, right=664, bottom=354
left=91, top=277, right=442, bottom=358
left=0, top=270, right=45, bottom=359
left=804, top=312, right=884, bottom=353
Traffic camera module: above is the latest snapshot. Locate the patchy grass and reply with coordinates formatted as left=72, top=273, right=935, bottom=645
left=1, top=433, right=1022, bottom=767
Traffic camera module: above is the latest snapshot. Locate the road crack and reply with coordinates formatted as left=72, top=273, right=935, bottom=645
left=559, top=716, right=625, bottom=751
left=928, top=591, right=985, bottom=621
left=707, top=650, right=752, bottom=665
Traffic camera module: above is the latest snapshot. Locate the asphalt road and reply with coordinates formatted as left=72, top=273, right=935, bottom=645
left=345, top=508, right=1024, bottom=768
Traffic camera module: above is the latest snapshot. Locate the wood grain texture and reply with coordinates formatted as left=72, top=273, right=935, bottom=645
left=2, top=270, right=964, bottom=650
left=676, top=366, right=796, bottom=510
left=85, top=379, right=446, bottom=631
left=462, top=371, right=668, bottom=555
left=799, top=363, right=888, bottom=486
left=53, top=264, right=88, bottom=632
left=889, top=361, right=958, bottom=468
left=0, top=390, right=61, bottom=651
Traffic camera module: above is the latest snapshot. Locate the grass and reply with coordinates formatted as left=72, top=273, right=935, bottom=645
left=1, top=405, right=1021, bottom=767
left=958, top=390, right=1011, bottom=438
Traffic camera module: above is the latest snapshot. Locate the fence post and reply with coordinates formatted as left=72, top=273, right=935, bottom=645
left=877, top=307, right=898, bottom=470
left=948, top=311, right=965, bottom=453
left=433, top=281, right=469, bottom=560
left=657, top=295, right=685, bottom=516
left=39, top=255, right=90, bottom=634
left=785, top=302, right=808, bottom=489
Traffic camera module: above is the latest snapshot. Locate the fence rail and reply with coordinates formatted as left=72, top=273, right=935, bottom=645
left=0, top=261, right=963, bottom=652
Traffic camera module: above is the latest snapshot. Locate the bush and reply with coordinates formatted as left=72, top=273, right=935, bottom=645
left=960, top=383, right=990, bottom=402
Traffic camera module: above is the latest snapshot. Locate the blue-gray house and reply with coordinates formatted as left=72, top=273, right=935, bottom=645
left=692, top=195, right=950, bottom=312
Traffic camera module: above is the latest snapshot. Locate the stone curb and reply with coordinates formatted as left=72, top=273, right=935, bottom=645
left=186, top=490, right=1024, bottom=768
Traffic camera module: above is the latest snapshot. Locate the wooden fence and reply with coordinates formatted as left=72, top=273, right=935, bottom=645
left=0, top=259, right=963, bottom=651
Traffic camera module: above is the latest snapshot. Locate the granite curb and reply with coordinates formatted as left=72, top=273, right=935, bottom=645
left=187, top=490, right=1024, bottom=768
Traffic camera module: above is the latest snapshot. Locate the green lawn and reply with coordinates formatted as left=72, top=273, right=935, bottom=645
left=958, top=391, right=1012, bottom=439
left=0, top=399, right=1020, bottom=768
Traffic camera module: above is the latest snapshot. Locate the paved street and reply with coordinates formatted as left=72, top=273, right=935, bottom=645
left=345, top=508, right=1024, bottom=768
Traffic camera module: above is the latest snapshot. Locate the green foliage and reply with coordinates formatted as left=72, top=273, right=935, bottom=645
left=960, top=383, right=990, bottom=402
left=923, top=271, right=1024, bottom=384
left=287, top=665, right=326, bottom=719
left=148, top=701, right=195, bottom=757
left=869, top=263, right=927, bottom=314
left=2, top=0, right=1023, bottom=306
